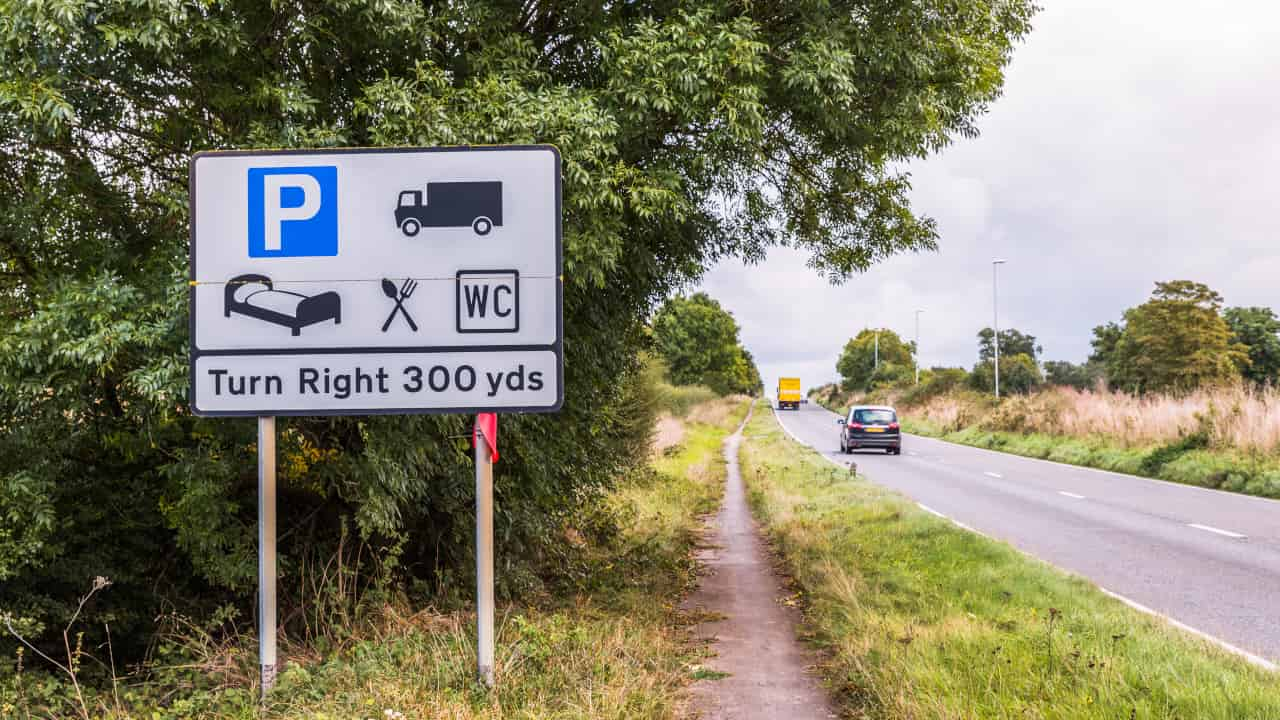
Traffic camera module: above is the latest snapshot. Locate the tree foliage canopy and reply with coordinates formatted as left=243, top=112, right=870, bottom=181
left=1042, top=360, right=1103, bottom=390
left=0, top=0, right=1034, bottom=654
left=970, top=354, right=1042, bottom=395
left=1089, top=321, right=1124, bottom=367
left=1104, top=281, right=1246, bottom=394
left=1224, top=306, right=1280, bottom=387
left=652, top=292, right=759, bottom=395
left=837, top=328, right=916, bottom=391
left=977, top=327, right=1041, bottom=362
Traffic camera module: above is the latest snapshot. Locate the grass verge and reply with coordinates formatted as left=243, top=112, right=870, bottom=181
left=4, top=398, right=750, bottom=720
left=739, top=407, right=1280, bottom=719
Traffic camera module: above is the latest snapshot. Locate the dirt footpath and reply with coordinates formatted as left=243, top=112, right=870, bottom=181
left=684, top=405, right=836, bottom=719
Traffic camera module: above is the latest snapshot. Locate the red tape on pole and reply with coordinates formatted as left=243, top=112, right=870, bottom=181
left=474, top=413, right=499, bottom=463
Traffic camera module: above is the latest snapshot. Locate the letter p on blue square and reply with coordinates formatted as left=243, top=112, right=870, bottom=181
left=248, top=166, right=338, bottom=257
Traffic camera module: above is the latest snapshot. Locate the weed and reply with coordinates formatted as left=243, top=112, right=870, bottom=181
left=3, top=398, right=752, bottom=719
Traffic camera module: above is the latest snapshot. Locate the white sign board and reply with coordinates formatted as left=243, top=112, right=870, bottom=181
left=189, top=146, right=562, bottom=416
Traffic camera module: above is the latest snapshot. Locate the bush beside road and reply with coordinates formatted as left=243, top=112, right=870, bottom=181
left=739, top=407, right=1280, bottom=718
left=3, top=397, right=749, bottom=719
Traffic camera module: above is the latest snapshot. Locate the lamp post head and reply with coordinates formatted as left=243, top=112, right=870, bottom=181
left=992, top=258, right=1007, bottom=265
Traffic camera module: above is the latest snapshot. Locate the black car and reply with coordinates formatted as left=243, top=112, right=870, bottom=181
left=837, top=405, right=901, bottom=454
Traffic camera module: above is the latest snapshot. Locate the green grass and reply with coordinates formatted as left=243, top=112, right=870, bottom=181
left=4, top=400, right=751, bottom=720
left=739, top=408, right=1280, bottom=719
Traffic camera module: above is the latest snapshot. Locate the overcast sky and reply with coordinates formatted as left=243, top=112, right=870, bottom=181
left=698, top=0, right=1280, bottom=395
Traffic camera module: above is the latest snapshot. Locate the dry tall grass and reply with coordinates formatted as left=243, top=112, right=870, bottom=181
left=913, top=384, right=1280, bottom=452
left=686, top=395, right=751, bottom=428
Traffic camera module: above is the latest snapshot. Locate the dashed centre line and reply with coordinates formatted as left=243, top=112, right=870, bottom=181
left=1187, top=523, right=1247, bottom=540
left=1059, top=491, right=1086, bottom=500
left=984, top=471, right=1004, bottom=479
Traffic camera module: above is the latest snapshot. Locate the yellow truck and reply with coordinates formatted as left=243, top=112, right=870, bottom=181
left=776, top=377, right=802, bottom=410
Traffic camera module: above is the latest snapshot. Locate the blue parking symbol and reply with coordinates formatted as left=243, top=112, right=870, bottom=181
left=248, top=166, right=338, bottom=257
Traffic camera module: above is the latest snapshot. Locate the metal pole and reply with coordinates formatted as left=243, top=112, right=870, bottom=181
left=914, top=310, right=923, bottom=385
left=258, top=416, right=277, bottom=697
left=874, top=329, right=879, bottom=370
left=475, top=420, right=495, bottom=687
left=993, top=261, right=1002, bottom=399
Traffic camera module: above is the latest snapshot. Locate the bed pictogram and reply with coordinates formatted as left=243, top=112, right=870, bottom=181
left=224, top=273, right=341, bottom=336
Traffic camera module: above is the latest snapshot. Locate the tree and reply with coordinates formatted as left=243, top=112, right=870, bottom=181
left=977, top=327, right=1041, bottom=362
left=836, top=328, right=916, bottom=391
left=0, top=0, right=1036, bottom=658
left=652, top=292, right=759, bottom=395
left=1108, top=281, right=1246, bottom=393
left=1224, top=307, right=1280, bottom=386
left=653, top=293, right=744, bottom=392
left=970, top=354, right=1042, bottom=394
left=1089, top=322, right=1124, bottom=366
left=1043, top=360, right=1104, bottom=390
left=737, top=349, right=764, bottom=396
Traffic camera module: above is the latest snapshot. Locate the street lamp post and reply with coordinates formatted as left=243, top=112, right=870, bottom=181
left=914, top=309, right=924, bottom=385
left=874, top=328, right=879, bottom=370
left=993, top=259, right=1007, bottom=399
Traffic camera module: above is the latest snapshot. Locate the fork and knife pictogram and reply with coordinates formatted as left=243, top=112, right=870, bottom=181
left=381, top=278, right=419, bottom=332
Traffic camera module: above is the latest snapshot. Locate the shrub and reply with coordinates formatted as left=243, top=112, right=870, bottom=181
left=969, top=353, right=1043, bottom=394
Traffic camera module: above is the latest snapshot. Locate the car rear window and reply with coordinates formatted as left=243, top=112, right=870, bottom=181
left=852, top=409, right=896, bottom=424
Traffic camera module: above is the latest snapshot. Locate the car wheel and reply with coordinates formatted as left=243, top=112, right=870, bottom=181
left=400, top=218, right=421, bottom=237
left=472, top=216, right=493, bottom=235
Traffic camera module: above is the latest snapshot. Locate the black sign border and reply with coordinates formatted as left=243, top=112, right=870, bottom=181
left=189, top=145, right=563, bottom=417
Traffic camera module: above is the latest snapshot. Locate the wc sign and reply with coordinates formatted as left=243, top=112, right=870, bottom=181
left=247, top=166, right=339, bottom=257
left=458, top=271, right=519, bottom=333
left=189, top=145, right=563, bottom=416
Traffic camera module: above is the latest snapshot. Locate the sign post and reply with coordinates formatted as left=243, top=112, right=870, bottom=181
left=257, top=416, right=277, bottom=694
left=474, top=417, right=495, bottom=686
left=190, top=146, right=562, bottom=696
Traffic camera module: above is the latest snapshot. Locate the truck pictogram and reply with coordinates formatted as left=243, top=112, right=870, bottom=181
left=395, top=181, right=503, bottom=236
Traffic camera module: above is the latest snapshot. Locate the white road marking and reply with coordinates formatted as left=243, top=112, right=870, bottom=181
left=984, top=471, right=1003, bottom=479
left=1099, top=588, right=1276, bottom=671
left=917, top=503, right=947, bottom=518
left=1059, top=491, right=1086, bottom=500
left=1187, top=523, right=1247, bottom=539
left=773, top=409, right=808, bottom=446
left=908, top=450, right=920, bottom=457
left=769, top=408, right=850, bottom=470
left=821, top=454, right=850, bottom=469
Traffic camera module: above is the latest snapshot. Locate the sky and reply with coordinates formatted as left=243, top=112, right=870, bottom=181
left=698, top=0, right=1280, bottom=395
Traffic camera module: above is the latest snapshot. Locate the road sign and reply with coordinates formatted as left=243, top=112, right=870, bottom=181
left=189, top=146, right=562, bottom=416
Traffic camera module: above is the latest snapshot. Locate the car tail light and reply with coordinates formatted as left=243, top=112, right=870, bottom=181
left=889, top=422, right=900, bottom=430
left=848, top=422, right=862, bottom=429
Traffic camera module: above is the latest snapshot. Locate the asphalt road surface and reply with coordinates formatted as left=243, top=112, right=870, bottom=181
left=774, top=402, right=1280, bottom=666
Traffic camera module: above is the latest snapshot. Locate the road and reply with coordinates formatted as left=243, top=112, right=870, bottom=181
left=774, top=402, right=1280, bottom=665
